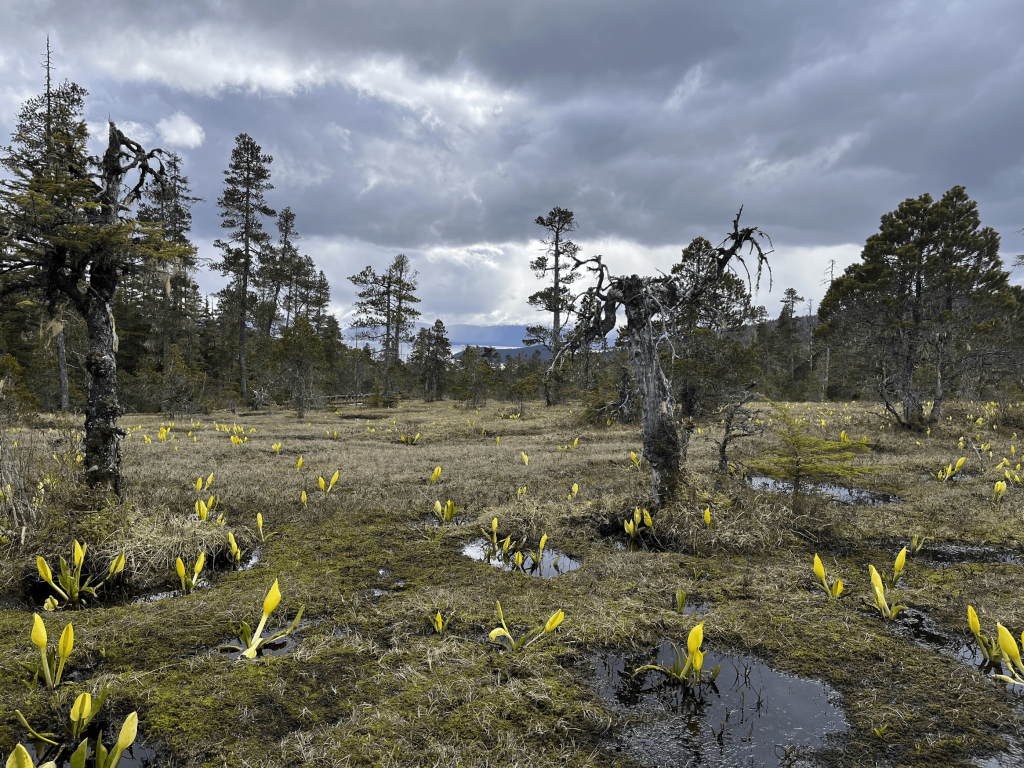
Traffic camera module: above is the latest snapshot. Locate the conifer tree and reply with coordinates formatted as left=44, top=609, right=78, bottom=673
left=348, top=254, right=420, bottom=396
left=749, top=403, right=872, bottom=513
left=213, top=133, right=275, bottom=404
left=136, top=151, right=203, bottom=361
left=410, top=319, right=451, bottom=401
left=0, top=57, right=178, bottom=489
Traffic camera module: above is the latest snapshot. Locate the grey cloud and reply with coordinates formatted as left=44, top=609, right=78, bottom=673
left=3, top=0, right=1024, bottom=326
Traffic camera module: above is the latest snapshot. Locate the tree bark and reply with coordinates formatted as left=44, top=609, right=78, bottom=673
left=82, top=267, right=124, bottom=492
left=56, top=327, right=70, bottom=412
left=623, top=279, right=680, bottom=507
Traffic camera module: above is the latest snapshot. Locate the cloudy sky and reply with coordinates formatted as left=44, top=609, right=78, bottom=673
left=2, top=0, right=1023, bottom=329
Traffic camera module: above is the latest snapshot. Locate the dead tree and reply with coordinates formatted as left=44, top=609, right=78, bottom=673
left=555, top=209, right=771, bottom=506
left=2, top=117, right=170, bottom=493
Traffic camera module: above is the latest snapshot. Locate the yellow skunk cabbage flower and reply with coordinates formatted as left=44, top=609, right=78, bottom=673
left=624, top=519, right=636, bottom=538
left=37, top=557, right=56, bottom=589
left=297, top=456, right=303, bottom=471
left=194, top=477, right=203, bottom=492
left=7, top=744, right=42, bottom=768
left=893, top=547, right=907, bottom=581
left=110, top=711, right=140, bottom=765
left=239, top=580, right=283, bottom=660
left=73, top=541, right=85, bottom=569
left=227, top=533, right=242, bottom=567
left=997, top=623, right=1024, bottom=673
left=521, top=452, right=529, bottom=466
left=692, top=647, right=704, bottom=673
left=430, top=466, right=442, bottom=484
left=70, top=692, right=91, bottom=735
left=688, top=621, right=704, bottom=657
left=643, top=509, right=653, bottom=528
left=994, top=480, right=1007, bottom=504
left=869, top=564, right=883, bottom=593
left=319, top=476, right=326, bottom=493
left=301, top=491, right=307, bottom=508
left=495, top=436, right=500, bottom=445
left=175, top=558, right=185, bottom=580
left=330, top=470, right=339, bottom=491
left=539, top=534, right=548, bottom=560
left=966, top=605, right=1003, bottom=663
left=273, top=442, right=281, bottom=453
left=703, top=507, right=712, bottom=526
left=31, top=613, right=47, bottom=651
left=58, top=622, right=73, bottom=668
left=545, top=609, right=565, bottom=633
left=572, top=483, right=579, bottom=497
left=263, top=579, right=282, bottom=616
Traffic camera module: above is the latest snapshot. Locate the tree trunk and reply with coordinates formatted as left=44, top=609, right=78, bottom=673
left=83, top=272, right=124, bottom=492
left=933, top=351, right=944, bottom=420
left=623, top=283, right=680, bottom=507
left=239, top=270, right=249, bottom=405
left=56, top=327, right=70, bottom=412
left=80, top=121, right=132, bottom=492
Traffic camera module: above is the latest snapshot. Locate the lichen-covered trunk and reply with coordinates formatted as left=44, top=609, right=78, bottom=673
left=83, top=271, right=124, bottom=492
left=624, top=297, right=679, bottom=507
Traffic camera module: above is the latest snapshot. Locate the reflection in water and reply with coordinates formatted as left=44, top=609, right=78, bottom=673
left=461, top=537, right=581, bottom=578
left=747, top=476, right=898, bottom=506
left=218, top=633, right=295, bottom=660
left=592, top=641, right=847, bottom=768
left=30, top=737, right=159, bottom=767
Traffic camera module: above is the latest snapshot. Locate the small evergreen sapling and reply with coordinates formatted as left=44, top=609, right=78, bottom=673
left=748, top=402, right=874, bottom=513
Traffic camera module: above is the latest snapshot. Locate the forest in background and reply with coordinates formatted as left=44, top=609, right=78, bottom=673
left=2, top=68, right=1022, bottom=427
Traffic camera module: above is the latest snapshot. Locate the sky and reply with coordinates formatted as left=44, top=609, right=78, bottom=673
left=2, top=0, right=1023, bottom=330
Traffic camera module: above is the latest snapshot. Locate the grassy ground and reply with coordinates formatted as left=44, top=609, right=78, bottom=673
left=1, top=398, right=1023, bottom=766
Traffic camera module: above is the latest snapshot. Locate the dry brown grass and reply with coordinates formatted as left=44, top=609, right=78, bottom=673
left=0, top=397, right=1023, bottom=766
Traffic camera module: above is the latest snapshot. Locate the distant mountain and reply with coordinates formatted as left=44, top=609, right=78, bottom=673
left=439, top=324, right=532, bottom=348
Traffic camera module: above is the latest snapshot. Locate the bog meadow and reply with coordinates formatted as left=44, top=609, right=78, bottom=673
left=4, top=57, right=1024, bottom=768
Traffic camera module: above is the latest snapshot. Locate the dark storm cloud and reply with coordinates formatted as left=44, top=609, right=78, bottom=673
left=2, top=0, right=1023, bottom=320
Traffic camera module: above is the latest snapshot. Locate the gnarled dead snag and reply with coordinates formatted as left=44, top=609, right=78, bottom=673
left=554, top=208, right=771, bottom=507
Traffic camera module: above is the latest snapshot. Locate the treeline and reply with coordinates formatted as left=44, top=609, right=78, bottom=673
left=1, top=67, right=1022, bottom=424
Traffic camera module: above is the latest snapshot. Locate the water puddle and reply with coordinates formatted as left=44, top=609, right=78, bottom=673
left=672, top=594, right=709, bottom=616
left=920, top=471, right=978, bottom=483
left=747, top=476, right=898, bottom=506
left=237, top=546, right=261, bottom=571
left=131, top=580, right=210, bottom=605
left=217, top=632, right=298, bottom=660
left=25, top=734, right=159, bottom=766
left=592, top=641, right=847, bottom=768
left=461, top=537, right=581, bottom=577
left=975, top=734, right=1024, bottom=767
left=915, top=543, right=1023, bottom=568
left=869, top=607, right=1023, bottom=694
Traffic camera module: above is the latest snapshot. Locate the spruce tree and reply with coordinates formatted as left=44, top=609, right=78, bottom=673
left=213, top=133, right=275, bottom=405
left=410, top=319, right=451, bottom=401
left=0, top=55, right=180, bottom=489
left=348, top=254, right=420, bottom=396
left=748, top=403, right=873, bottom=513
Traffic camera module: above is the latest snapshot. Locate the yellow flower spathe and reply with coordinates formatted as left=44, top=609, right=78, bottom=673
left=31, top=613, right=47, bottom=650
left=263, top=579, right=282, bottom=617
